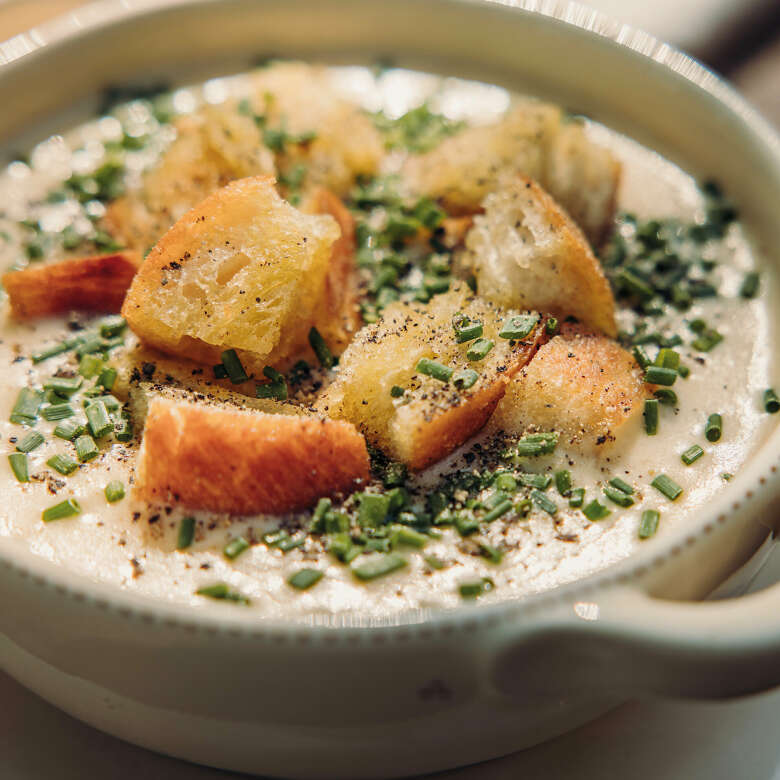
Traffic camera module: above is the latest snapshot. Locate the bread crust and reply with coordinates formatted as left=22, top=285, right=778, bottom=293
left=136, top=398, right=369, bottom=514
left=2, top=251, right=141, bottom=319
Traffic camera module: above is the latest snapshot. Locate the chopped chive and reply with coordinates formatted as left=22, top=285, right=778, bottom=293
left=478, top=542, right=503, bottom=564
left=452, top=368, right=479, bottom=390
left=92, top=394, right=120, bottom=412
left=114, top=417, right=133, bottom=442
left=518, top=473, right=552, bottom=489
left=43, top=376, right=82, bottom=397
left=42, top=403, right=75, bottom=422
left=85, top=400, right=112, bottom=438
left=223, top=536, right=250, bottom=560
left=763, top=389, right=780, bottom=414
left=416, top=357, right=453, bottom=383
left=482, top=499, right=513, bottom=523
left=681, top=444, right=704, bottom=465
left=644, top=398, right=659, bottom=435
left=309, top=327, right=335, bottom=369
left=458, top=577, right=494, bottom=599
left=689, top=318, right=707, bottom=334
left=42, top=498, right=81, bottom=523
left=616, top=267, right=654, bottom=299
left=531, top=489, right=557, bottom=516
left=99, top=315, right=126, bottom=338
left=739, top=272, right=760, bottom=299
left=255, top=366, right=288, bottom=400
left=329, top=532, right=357, bottom=563
left=632, top=345, right=651, bottom=369
left=47, top=454, right=78, bottom=475
left=32, top=340, right=73, bottom=363
left=358, top=493, right=390, bottom=527
left=196, top=583, right=250, bottom=605
left=54, top=419, right=86, bottom=441
left=452, top=313, right=483, bottom=343
left=75, top=335, right=105, bottom=357
left=644, top=366, right=677, bottom=386
left=466, top=338, right=494, bottom=361
left=545, top=317, right=559, bottom=335
left=8, top=453, right=29, bottom=482
left=16, top=430, right=44, bottom=453
left=493, top=472, right=518, bottom=492
left=352, top=552, right=407, bottom=581
left=603, top=485, right=634, bottom=507
left=691, top=328, right=723, bottom=352
left=654, top=348, right=680, bottom=370
left=499, top=313, right=539, bottom=340
left=424, top=554, right=446, bottom=570
left=288, top=568, right=324, bottom=590
left=78, top=354, right=104, bottom=378
left=568, top=487, right=585, bottom=508
left=98, top=367, right=118, bottom=390
left=213, top=363, right=228, bottom=379
left=390, top=385, right=405, bottom=398
left=678, top=364, right=690, bottom=378
left=582, top=499, right=611, bottom=521
left=390, top=525, right=428, bottom=548
left=516, top=431, right=558, bottom=457
left=10, top=387, right=43, bottom=425
left=104, top=480, right=125, bottom=503
left=638, top=509, right=660, bottom=539
left=220, top=349, right=249, bottom=384
left=177, top=516, right=196, bottom=550
left=654, top=388, right=678, bottom=406
left=455, top=510, right=480, bottom=536
left=705, top=413, right=722, bottom=442
left=74, top=434, right=99, bottom=462
left=608, top=477, right=634, bottom=495
left=651, top=474, right=683, bottom=501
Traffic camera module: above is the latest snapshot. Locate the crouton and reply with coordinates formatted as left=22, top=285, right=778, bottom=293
left=318, top=288, right=547, bottom=470
left=461, top=176, right=617, bottom=337
left=105, top=106, right=275, bottom=253
left=402, top=103, right=619, bottom=246
left=490, top=327, right=648, bottom=453
left=135, top=397, right=369, bottom=515
left=2, top=251, right=141, bottom=319
left=121, top=176, right=342, bottom=375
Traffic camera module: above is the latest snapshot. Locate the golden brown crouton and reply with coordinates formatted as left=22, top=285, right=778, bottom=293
left=121, top=176, right=341, bottom=375
left=490, top=327, right=648, bottom=453
left=319, top=288, right=547, bottom=470
left=462, top=176, right=617, bottom=337
left=2, top=251, right=141, bottom=319
left=136, top=397, right=369, bottom=515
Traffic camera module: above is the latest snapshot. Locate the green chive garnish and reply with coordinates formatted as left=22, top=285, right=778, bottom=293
left=654, top=348, right=680, bottom=370
left=516, top=431, right=558, bottom=456
left=608, top=477, right=634, bottom=495
left=654, top=388, right=677, bottom=406
left=98, top=367, right=118, bottom=390
left=644, top=398, right=659, bottom=435
left=518, top=473, right=551, bottom=489
left=390, top=525, right=428, bottom=548
left=74, top=434, right=99, bottom=462
left=288, top=568, right=324, bottom=590
left=545, top=317, right=559, bottom=335
left=603, top=485, right=634, bottom=507
left=358, top=493, right=390, bottom=527
left=85, top=400, right=112, bottom=438
left=177, top=516, right=196, bottom=550
left=739, top=272, right=760, bottom=299
left=42, top=403, right=75, bottom=422
left=705, top=413, right=722, bottom=442
left=554, top=470, right=571, bottom=496
left=482, top=499, right=513, bottom=523
left=691, top=328, right=723, bottom=352
left=224, top=536, right=250, bottom=560
left=32, top=339, right=75, bottom=363
left=466, top=338, right=494, bottom=361
left=651, top=474, right=683, bottom=501
left=8, top=452, right=29, bottom=482
left=638, top=509, right=660, bottom=539
left=424, top=555, right=446, bottom=570
left=42, top=498, right=81, bottom=523
left=763, top=389, right=780, bottom=414
left=493, top=472, right=517, bottom=492
left=78, top=354, right=104, bottom=378
left=47, top=454, right=78, bottom=475
left=16, top=430, right=44, bottom=453
left=309, top=327, right=335, bottom=369
left=499, top=313, right=539, bottom=340
left=632, top=345, right=651, bottom=369
left=43, top=376, right=82, bottom=397
left=458, top=577, right=494, bottom=599
left=352, top=552, right=407, bottom=581
left=10, top=387, right=43, bottom=425
left=681, top=445, right=704, bottom=465
left=99, top=315, right=127, bottom=338
left=644, top=366, right=677, bottom=386
left=105, top=480, right=125, bottom=503
left=256, top=365, right=288, bottom=400
left=220, top=349, right=249, bottom=384
left=114, top=417, right=133, bottom=442
left=478, top=542, right=503, bottom=564
left=568, top=487, right=585, bottom=508
left=416, top=357, right=453, bottom=383
left=196, top=583, right=250, bottom=605
left=390, top=385, right=405, bottom=398
left=54, top=419, right=86, bottom=441
left=452, top=368, right=479, bottom=390
left=452, top=313, right=483, bottom=343
left=582, top=499, right=611, bottom=521
left=531, top=489, right=557, bottom=516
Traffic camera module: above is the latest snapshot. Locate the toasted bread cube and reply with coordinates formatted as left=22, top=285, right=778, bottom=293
left=2, top=251, right=141, bottom=319
left=490, top=327, right=648, bottom=453
left=121, top=176, right=341, bottom=375
left=462, top=176, right=617, bottom=337
left=319, top=288, right=546, bottom=470
left=136, top=397, right=369, bottom=514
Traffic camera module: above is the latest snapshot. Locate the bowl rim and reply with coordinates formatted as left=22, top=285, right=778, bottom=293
left=1, top=0, right=779, bottom=638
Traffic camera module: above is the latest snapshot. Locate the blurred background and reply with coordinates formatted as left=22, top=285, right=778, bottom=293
left=0, top=0, right=778, bottom=127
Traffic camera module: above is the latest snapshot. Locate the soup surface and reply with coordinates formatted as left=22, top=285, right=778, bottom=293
left=0, top=65, right=774, bottom=619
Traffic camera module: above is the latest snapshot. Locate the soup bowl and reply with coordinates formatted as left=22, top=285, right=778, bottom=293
left=0, top=1, right=779, bottom=777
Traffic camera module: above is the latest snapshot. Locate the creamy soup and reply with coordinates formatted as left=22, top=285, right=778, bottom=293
left=0, top=66, right=775, bottom=619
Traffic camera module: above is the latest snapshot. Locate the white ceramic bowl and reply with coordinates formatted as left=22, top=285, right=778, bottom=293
left=1, top=2, right=779, bottom=778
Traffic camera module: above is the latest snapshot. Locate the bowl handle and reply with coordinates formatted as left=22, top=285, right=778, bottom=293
left=491, top=579, right=780, bottom=700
